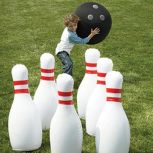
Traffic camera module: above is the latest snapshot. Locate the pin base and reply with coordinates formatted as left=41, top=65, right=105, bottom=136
left=12, top=146, right=41, bottom=152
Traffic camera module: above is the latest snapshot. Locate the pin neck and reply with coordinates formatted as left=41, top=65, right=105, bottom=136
left=14, top=89, right=29, bottom=94
left=85, top=62, right=97, bottom=74
left=40, top=76, right=55, bottom=81
left=13, top=80, right=28, bottom=85
left=58, top=91, right=73, bottom=105
left=58, top=100, right=73, bottom=105
left=13, top=80, right=29, bottom=94
left=40, top=68, right=55, bottom=81
left=96, top=72, right=106, bottom=85
left=106, top=97, right=122, bottom=102
left=107, top=88, right=122, bottom=93
left=106, top=88, right=122, bottom=103
left=41, top=68, right=54, bottom=73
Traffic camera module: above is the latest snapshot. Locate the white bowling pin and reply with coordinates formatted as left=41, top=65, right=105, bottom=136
left=33, top=53, right=57, bottom=130
left=77, top=48, right=100, bottom=119
left=86, top=58, right=113, bottom=136
left=50, top=73, right=83, bottom=153
left=8, top=64, right=42, bottom=151
left=96, top=71, right=130, bottom=153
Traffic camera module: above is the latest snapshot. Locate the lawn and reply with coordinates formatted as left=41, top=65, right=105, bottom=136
left=0, top=0, right=153, bottom=152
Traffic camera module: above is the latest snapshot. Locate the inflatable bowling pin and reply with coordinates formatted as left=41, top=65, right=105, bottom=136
left=8, top=64, right=42, bottom=151
left=77, top=48, right=100, bottom=119
left=96, top=71, right=130, bottom=153
left=50, top=73, right=83, bottom=153
left=86, top=58, right=113, bottom=136
left=33, top=53, right=57, bottom=130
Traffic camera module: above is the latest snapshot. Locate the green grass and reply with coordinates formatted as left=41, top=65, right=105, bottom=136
left=0, top=0, right=153, bottom=152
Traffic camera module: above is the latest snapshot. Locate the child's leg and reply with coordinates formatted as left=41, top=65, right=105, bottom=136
left=57, top=51, right=73, bottom=76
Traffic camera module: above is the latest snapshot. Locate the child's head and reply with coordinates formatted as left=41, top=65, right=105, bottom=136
left=64, top=14, right=80, bottom=32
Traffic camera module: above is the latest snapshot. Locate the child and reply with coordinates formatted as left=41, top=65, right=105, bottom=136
left=55, top=14, right=100, bottom=76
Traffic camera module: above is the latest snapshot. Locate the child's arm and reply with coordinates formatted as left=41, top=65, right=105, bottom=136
left=69, top=28, right=100, bottom=44
left=69, top=32, right=90, bottom=44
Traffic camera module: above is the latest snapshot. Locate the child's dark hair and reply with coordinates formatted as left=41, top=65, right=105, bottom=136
left=64, top=14, right=80, bottom=27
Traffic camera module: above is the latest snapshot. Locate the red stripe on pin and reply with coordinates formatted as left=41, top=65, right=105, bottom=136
left=86, top=70, right=97, bottom=74
left=97, top=80, right=106, bottom=85
left=14, top=89, right=29, bottom=94
left=97, top=72, right=106, bottom=77
left=58, top=91, right=73, bottom=96
left=59, top=100, right=74, bottom=105
left=107, top=97, right=122, bottom=102
left=106, top=88, right=122, bottom=93
left=41, top=76, right=54, bottom=81
left=86, top=63, right=97, bottom=67
left=13, top=80, right=28, bottom=86
left=41, top=68, right=54, bottom=73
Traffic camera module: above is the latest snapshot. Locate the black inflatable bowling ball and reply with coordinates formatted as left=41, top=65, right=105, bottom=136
left=75, top=2, right=112, bottom=44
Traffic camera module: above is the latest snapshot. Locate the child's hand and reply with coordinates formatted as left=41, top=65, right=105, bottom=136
left=87, top=27, right=100, bottom=40
left=91, top=28, right=100, bottom=36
